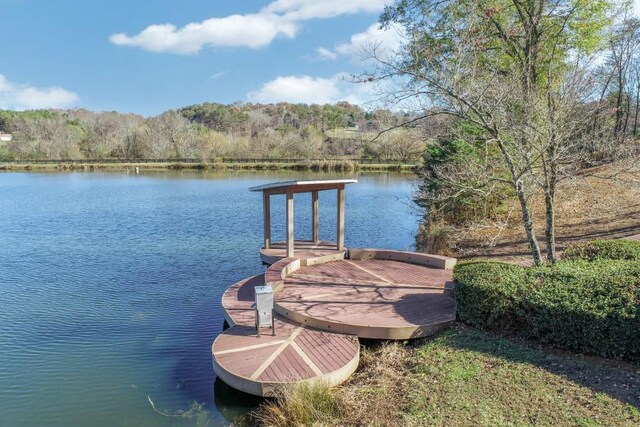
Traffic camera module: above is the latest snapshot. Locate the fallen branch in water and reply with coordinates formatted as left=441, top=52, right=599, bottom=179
left=147, top=395, right=183, bottom=417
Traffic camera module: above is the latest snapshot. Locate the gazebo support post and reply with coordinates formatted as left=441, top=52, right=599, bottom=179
left=337, top=185, right=345, bottom=251
left=312, top=190, right=319, bottom=243
left=286, top=190, right=294, bottom=258
left=263, top=192, right=271, bottom=249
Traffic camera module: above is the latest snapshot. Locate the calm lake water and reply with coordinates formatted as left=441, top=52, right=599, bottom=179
left=0, top=170, right=420, bottom=426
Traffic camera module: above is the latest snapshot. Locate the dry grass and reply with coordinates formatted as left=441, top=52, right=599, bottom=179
left=450, top=162, right=640, bottom=263
left=250, top=327, right=640, bottom=427
left=339, top=342, right=411, bottom=425
left=251, top=342, right=410, bottom=427
left=252, top=381, right=346, bottom=427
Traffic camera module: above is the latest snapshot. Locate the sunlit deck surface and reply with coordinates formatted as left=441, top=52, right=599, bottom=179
left=214, top=274, right=359, bottom=397
left=276, top=258, right=456, bottom=339
left=260, top=240, right=344, bottom=265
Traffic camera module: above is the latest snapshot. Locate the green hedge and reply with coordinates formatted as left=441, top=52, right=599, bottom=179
left=562, top=239, right=640, bottom=262
left=454, top=260, right=640, bottom=361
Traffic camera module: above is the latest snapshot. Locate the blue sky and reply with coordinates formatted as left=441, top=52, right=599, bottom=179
left=0, top=0, right=401, bottom=115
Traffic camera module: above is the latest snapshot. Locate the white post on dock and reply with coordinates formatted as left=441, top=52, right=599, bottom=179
left=337, top=185, right=345, bottom=251
left=312, top=190, right=319, bottom=243
left=286, top=190, right=294, bottom=258
left=263, top=192, right=271, bottom=249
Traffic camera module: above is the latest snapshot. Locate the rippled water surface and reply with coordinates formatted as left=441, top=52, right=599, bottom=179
left=0, top=171, right=419, bottom=426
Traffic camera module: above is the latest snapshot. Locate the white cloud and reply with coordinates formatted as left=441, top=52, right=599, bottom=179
left=248, top=73, right=375, bottom=105
left=110, top=0, right=389, bottom=54
left=0, top=75, right=12, bottom=92
left=110, top=14, right=298, bottom=54
left=210, top=70, right=228, bottom=80
left=316, top=47, right=338, bottom=60
left=0, top=74, right=79, bottom=109
left=249, top=75, right=341, bottom=104
left=319, top=23, right=404, bottom=61
left=15, top=87, right=79, bottom=109
left=264, top=0, right=388, bottom=21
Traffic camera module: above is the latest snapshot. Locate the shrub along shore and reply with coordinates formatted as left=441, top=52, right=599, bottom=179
left=454, top=240, right=640, bottom=362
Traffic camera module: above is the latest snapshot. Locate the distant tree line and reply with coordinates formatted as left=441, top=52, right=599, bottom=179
left=0, top=102, right=425, bottom=162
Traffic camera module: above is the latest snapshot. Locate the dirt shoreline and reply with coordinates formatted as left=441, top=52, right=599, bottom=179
left=0, top=161, right=417, bottom=173
left=451, top=163, right=640, bottom=264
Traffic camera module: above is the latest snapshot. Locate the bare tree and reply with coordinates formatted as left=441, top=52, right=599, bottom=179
left=390, top=131, right=426, bottom=162
left=369, top=0, right=614, bottom=265
left=146, top=111, right=197, bottom=159
left=11, top=115, right=77, bottom=159
left=607, top=17, right=640, bottom=140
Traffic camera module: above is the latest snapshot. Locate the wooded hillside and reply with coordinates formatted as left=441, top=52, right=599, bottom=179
left=0, top=102, right=423, bottom=162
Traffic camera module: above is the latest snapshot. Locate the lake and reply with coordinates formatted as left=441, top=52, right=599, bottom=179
left=0, top=170, right=420, bottom=426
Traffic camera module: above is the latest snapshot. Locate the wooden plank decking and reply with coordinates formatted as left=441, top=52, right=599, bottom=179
left=213, top=248, right=457, bottom=396
left=260, top=240, right=344, bottom=265
left=275, top=259, right=456, bottom=339
left=214, top=274, right=360, bottom=396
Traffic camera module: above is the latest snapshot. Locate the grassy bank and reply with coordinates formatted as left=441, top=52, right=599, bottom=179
left=0, top=160, right=417, bottom=173
left=251, top=326, right=640, bottom=426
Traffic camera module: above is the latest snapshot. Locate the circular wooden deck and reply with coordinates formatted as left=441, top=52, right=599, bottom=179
left=213, top=275, right=360, bottom=396
left=260, top=240, right=343, bottom=265
left=275, top=258, right=457, bottom=339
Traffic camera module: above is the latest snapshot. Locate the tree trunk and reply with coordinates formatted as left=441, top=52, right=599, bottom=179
left=614, top=61, right=624, bottom=138
left=516, top=179, right=543, bottom=265
left=623, top=93, right=631, bottom=140
left=544, top=190, right=556, bottom=262
left=542, top=143, right=558, bottom=263
left=634, top=81, right=640, bottom=137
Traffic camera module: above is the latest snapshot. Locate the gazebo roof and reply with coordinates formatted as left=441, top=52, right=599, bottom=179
left=249, top=179, right=357, bottom=195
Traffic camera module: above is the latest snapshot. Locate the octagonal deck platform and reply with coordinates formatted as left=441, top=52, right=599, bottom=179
left=260, top=240, right=344, bottom=265
left=276, top=258, right=456, bottom=339
left=214, top=274, right=360, bottom=396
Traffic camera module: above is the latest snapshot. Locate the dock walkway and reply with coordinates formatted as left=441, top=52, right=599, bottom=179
left=212, top=249, right=456, bottom=396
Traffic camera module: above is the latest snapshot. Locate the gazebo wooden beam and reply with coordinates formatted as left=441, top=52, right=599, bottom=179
left=312, top=190, right=319, bottom=243
left=286, top=190, right=294, bottom=258
left=337, top=185, right=345, bottom=251
left=259, top=182, right=356, bottom=196
left=263, top=192, right=271, bottom=249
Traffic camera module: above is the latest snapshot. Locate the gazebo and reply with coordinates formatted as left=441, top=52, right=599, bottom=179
left=249, top=179, right=357, bottom=262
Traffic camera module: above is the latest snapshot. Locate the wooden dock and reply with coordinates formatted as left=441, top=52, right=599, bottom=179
left=211, top=180, right=457, bottom=396
left=213, top=249, right=456, bottom=396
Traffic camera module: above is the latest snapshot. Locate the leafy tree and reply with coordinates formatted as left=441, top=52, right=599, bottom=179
left=180, top=103, right=248, bottom=133
left=373, top=0, right=613, bottom=264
